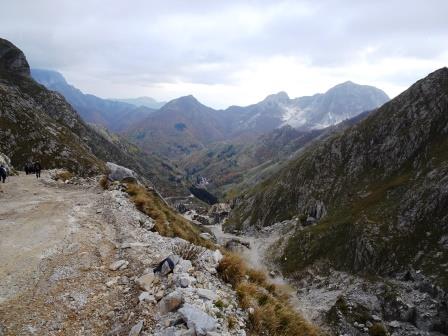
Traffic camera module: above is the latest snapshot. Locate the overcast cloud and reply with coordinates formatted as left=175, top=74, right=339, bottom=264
left=1, top=0, right=447, bottom=108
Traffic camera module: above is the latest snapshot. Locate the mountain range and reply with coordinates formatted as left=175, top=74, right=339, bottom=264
left=32, top=68, right=389, bottom=163
left=125, top=82, right=388, bottom=160
left=227, top=67, right=448, bottom=292
left=112, top=96, right=166, bottom=109
left=31, top=69, right=157, bottom=132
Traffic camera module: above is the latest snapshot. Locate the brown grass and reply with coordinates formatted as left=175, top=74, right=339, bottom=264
left=172, top=241, right=205, bottom=262
left=218, top=253, right=321, bottom=336
left=55, top=170, right=74, bottom=182
left=125, top=182, right=214, bottom=249
left=99, top=175, right=110, bottom=190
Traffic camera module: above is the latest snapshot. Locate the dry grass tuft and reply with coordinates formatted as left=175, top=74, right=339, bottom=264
left=217, top=253, right=247, bottom=286
left=172, top=241, right=205, bottom=262
left=218, top=252, right=321, bottom=336
left=99, top=175, right=110, bottom=190
left=125, top=182, right=214, bottom=249
left=55, top=170, right=74, bottom=182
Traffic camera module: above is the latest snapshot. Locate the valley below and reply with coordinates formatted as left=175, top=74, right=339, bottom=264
left=184, top=207, right=448, bottom=336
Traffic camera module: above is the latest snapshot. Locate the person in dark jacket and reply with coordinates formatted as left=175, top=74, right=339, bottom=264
left=0, top=165, right=7, bottom=183
left=34, top=162, right=42, bottom=178
left=25, top=162, right=33, bottom=175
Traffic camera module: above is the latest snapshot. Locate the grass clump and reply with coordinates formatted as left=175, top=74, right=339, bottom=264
left=369, top=323, right=388, bottom=336
left=214, top=299, right=226, bottom=309
left=218, top=252, right=321, bottom=336
left=55, top=170, right=74, bottom=182
left=172, top=241, right=205, bottom=262
left=125, top=182, right=213, bottom=249
left=99, top=175, right=110, bottom=190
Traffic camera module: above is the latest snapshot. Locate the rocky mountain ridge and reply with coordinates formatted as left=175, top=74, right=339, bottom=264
left=227, top=67, right=448, bottom=289
left=126, top=83, right=388, bottom=160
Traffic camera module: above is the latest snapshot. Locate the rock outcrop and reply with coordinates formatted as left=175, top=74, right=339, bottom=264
left=0, top=38, right=30, bottom=77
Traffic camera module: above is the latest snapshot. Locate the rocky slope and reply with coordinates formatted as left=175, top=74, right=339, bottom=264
left=32, top=69, right=156, bottom=132
left=227, top=67, right=448, bottom=290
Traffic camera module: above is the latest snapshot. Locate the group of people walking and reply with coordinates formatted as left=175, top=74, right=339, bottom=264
left=0, top=161, right=42, bottom=184
left=24, top=162, right=42, bottom=178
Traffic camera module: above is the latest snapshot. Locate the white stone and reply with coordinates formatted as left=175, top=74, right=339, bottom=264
left=128, top=320, right=144, bottom=336
left=197, top=288, right=217, bottom=301
left=179, top=304, right=217, bottom=336
left=109, top=259, right=128, bottom=271
left=212, top=250, right=223, bottom=264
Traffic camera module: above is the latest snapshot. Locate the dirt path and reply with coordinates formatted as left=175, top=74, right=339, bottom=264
left=0, top=172, right=161, bottom=335
left=0, top=173, right=100, bottom=304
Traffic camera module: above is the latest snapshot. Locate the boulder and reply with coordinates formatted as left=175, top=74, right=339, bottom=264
left=179, top=304, right=217, bottom=335
left=159, top=290, right=183, bottom=314
left=106, top=162, right=138, bottom=182
left=136, top=273, right=155, bottom=291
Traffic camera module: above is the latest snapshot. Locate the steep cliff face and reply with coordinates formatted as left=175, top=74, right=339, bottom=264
left=227, top=68, right=448, bottom=288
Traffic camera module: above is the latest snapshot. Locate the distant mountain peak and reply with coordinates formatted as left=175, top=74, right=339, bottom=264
left=263, top=91, right=290, bottom=103
left=0, top=38, right=30, bottom=77
left=31, top=69, right=68, bottom=86
left=164, top=94, right=208, bottom=110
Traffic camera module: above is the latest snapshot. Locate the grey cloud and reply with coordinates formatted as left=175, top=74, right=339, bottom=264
left=1, top=0, right=447, bottom=104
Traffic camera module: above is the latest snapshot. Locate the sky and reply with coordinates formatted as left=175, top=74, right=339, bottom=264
left=1, top=0, right=447, bottom=108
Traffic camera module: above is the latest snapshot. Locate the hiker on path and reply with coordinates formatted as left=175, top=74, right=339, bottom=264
left=0, top=165, right=7, bottom=183
left=34, top=162, right=42, bottom=179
